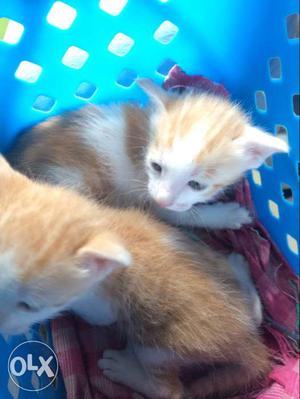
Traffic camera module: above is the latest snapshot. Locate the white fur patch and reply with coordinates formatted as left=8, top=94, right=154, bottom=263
left=43, top=165, right=85, bottom=191
left=166, top=131, right=205, bottom=168
left=71, top=286, right=118, bottom=326
left=80, top=106, right=139, bottom=197
left=228, top=253, right=263, bottom=326
left=0, top=251, right=18, bottom=291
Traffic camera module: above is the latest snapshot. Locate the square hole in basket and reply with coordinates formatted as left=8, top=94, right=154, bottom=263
left=32, top=95, right=56, bottom=112
left=265, top=156, right=273, bottom=168
left=116, top=69, right=137, bottom=88
left=75, top=82, right=98, bottom=99
left=275, top=125, right=289, bottom=144
left=0, top=17, right=24, bottom=44
left=268, top=199, right=280, bottom=219
left=281, top=183, right=293, bottom=203
left=255, top=91, right=267, bottom=112
left=15, top=61, right=42, bottom=83
left=108, top=33, right=134, bottom=56
left=287, top=234, right=299, bottom=255
left=251, top=170, right=262, bottom=186
left=286, top=14, right=300, bottom=39
left=269, top=57, right=282, bottom=80
left=293, top=94, right=300, bottom=116
left=99, top=0, right=128, bottom=16
left=154, top=20, right=179, bottom=44
left=46, top=1, right=77, bottom=30
left=156, top=59, right=176, bottom=76
left=62, top=46, right=89, bottom=69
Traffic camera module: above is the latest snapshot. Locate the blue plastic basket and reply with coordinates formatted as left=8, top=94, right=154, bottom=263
left=0, top=1, right=299, bottom=398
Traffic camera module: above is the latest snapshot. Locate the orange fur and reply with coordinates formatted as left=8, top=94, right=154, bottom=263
left=154, top=94, right=246, bottom=151
left=0, top=157, right=270, bottom=398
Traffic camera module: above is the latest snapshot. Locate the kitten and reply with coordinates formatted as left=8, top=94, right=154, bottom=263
left=8, top=80, right=288, bottom=230
left=0, top=156, right=268, bottom=399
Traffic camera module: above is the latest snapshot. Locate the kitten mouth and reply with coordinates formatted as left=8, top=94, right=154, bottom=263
left=193, top=200, right=216, bottom=206
left=194, top=201, right=213, bottom=205
left=193, top=190, right=226, bottom=207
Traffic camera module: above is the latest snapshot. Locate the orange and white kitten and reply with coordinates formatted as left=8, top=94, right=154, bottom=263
left=8, top=80, right=288, bottom=230
left=0, top=156, right=268, bottom=399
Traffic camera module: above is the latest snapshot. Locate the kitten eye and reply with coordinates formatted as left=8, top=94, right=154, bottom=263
left=151, top=162, right=162, bottom=173
left=18, top=301, right=37, bottom=312
left=188, top=180, right=206, bottom=191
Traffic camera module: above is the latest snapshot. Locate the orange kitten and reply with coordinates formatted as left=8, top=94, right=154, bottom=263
left=8, top=80, right=288, bottom=230
left=0, top=156, right=269, bottom=398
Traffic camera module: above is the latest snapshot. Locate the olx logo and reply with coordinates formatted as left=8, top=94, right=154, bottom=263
left=8, top=340, right=58, bottom=391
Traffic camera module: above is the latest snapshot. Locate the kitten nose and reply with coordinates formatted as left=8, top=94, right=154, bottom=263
left=155, top=198, right=173, bottom=207
left=154, top=193, right=173, bottom=208
left=154, top=187, right=174, bottom=208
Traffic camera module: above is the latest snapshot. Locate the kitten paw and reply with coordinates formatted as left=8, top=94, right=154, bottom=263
left=99, top=349, right=183, bottom=399
left=218, top=202, right=252, bottom=229
left=98, top=349, right=147, bottom=389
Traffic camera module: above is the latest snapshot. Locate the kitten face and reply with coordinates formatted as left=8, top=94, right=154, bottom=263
left=0, top=157, right=130, bottom=335
left=146, top=154, right=217, bottom=212
left=0, top=245, right=129, bottom=335
left=139, top=79, right=288, bottom=211
left=145, top=106, right=245, bottom=211
left=0, top=241, right=115, bottom=335
left=0, top=251, right=83, bottom=334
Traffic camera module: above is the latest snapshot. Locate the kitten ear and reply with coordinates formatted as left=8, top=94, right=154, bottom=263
left=137, top=78, right=169, bottom=109
left=76, top=233, right=132, bottom=281
left=0, top=155, right=14, bottom=176
left=236, top=125, right=289, bottom=169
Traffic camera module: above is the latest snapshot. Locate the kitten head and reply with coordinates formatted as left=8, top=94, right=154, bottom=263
left=0, top=156, right=131, bottom=335
left=139, top=79, right=288, bottom=211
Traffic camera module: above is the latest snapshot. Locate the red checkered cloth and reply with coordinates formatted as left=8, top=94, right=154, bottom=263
left=51, top=67, right=299, bottom=399
left=51, top=317, right=137, bottom=399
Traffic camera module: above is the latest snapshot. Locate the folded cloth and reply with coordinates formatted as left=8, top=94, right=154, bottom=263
left=52, top=317, right=137, bottom=399
left=163, top=64, right=229, bottom=98
left=51, top=66, right=299, bottom=399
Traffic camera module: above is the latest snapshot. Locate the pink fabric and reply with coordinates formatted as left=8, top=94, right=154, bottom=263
left=51, top=66, right=299, bottom=399
left=259, top=358, right=299, bottom=399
